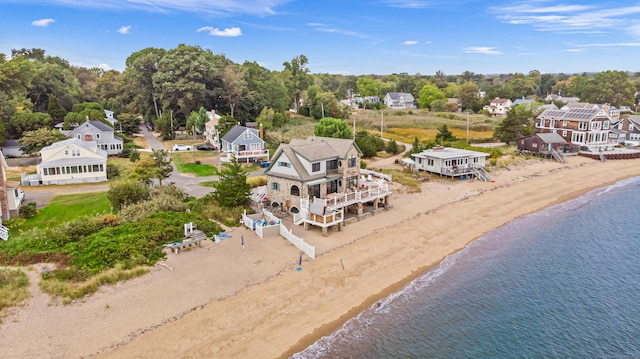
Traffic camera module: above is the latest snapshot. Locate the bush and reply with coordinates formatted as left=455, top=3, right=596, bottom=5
left=19, top=202, right=37, bottom=218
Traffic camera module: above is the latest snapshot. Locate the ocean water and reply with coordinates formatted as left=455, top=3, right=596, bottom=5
left=293, top=177, right=640, bottom=359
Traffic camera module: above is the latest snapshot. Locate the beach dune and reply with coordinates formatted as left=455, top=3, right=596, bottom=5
left=1, top=156, right=639, bottom=358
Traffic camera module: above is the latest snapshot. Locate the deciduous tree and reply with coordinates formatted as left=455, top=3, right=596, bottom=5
left=19, top=128, right=68, bottom=154
left=314, top=117, right=352, bottom=139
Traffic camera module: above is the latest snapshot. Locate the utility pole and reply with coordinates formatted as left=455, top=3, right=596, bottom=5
left=193, top=125, right=197, bottom=164
left=353, top=117, right=356, bottom=140
left=380, top=111, right=384, bottom=138
left=170, top=110, right=174, bottom=140
left=465, top=112, right=470, bottom=144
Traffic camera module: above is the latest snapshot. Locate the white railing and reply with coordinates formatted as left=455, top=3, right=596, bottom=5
left=361, top=169, right=392, bottom=182
left=0, top=224, right=8, bottom=240
left=279, top=224, right=315, bottom=259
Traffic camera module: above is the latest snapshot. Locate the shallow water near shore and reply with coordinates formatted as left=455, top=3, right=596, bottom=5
left=293, top=176, right=640, bottom=358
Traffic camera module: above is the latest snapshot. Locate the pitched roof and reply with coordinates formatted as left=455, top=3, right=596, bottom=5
left=41, top=138, right=94, bottom=152
left=412, top=147, right=489, bottom=160
left=222, top=125, right=260, bottom=142
left=538, top=107, right=609, bottom=122
left=536, top=133, right=566, bottom=144
left=385, top=92, right=413, bottom=100
left=266, top=136, right=361, bottom=182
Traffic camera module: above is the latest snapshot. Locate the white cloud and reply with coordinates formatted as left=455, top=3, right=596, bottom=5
left=403, top=40, right=418, bottom=45
left=425, top=40, right=432, bottom=44
left=464, top=46, right=502, bottom=55
left=31, top=18, right=55, bottom=27
left=118, top=25, right=131, bottom=34
left=494, top=2, right=640, bottom=34
left=17, top=0, right=290, bottom=16
left=197, top=26, right=242, bottom=37
left=576, top=42, right=640, bottom=48
left=380, top=0, right=432, bottom=9
left=97, top=63, right=112, bottom=71
left=307, top=23, right=370, bottom=39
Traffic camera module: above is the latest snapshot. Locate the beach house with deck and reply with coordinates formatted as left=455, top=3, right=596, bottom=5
left=264, top=136, right=392, bottom=236
left=412, top=146, right=491, bottom=181
left=220, top=125, right=268, bottom=163
left=535, top=107, right=614, bottom=152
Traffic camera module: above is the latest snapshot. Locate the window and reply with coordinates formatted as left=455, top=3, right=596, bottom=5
left=563, top=120, right=568, bottom=127
left=427, top=159, right=434, bottom=166
left=347, top=176, right=358, bottom=189
left=64, top=150, right=69, bottom=155
left=348, top=156, right=357, bottom=168
left=96, top=133, right=101, bottom=139
left=76, top=134, right=81, bottom=139
left=243, top=132, right=252, bottom=139
left=278, top=161, right=291, bottom=168
left=578, top=122, right=588, bottom=130
left=312, top=162, right=320, bottom=172
left=72, top=150, right=80, bottom=157
left=603, top=121, right=609, bottom=129
left=290, top=185, right=300, bottom=196
left=271, top=182, right=280, bottom=191
left=562, top=130, right=567, bottom=137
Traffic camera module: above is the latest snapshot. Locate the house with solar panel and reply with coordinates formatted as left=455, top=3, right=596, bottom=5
left=534, top=106, right=614, bottom=152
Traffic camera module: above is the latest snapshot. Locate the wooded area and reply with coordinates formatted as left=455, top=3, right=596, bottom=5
left=1, top=45, right=639, bottom=145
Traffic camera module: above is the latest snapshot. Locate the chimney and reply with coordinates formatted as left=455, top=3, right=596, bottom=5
left=259, top=123, right=264, bottom=139
left=85, top=115, right=90, bottom=122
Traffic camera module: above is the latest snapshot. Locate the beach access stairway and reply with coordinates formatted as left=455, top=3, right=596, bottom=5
left=550, top=148, right=568, bottom=163
left=473, top=167, right=493, bottom=182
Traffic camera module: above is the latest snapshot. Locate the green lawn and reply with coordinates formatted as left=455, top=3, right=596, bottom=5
left=15, top=192, right=111, bottom=235
left=172, top=152, right=219, bottom=176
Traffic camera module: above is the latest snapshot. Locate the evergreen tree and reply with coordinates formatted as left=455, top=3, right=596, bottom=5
left=212, top=155, right=250, bottom=209
left=435, top=124, right=456, bottom=144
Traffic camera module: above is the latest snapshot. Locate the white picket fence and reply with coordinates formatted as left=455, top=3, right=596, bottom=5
left=242, top=209, right=315, bottom=259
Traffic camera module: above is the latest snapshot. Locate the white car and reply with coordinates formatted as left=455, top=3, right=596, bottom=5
left=172, top=144, right=192, bottom=151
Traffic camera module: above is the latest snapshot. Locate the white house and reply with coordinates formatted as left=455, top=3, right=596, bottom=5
left=0, top=151, right=24, bottom=222
left=204, top=109, right=222, bottom=146
left=383, top=92, right=416, bottom=109
left=483, top=98, right=512, bottom=116
left=68, top=120, right=123, bottom=155
left=412, top=146, right=491, bottom=181
left=36, top=138, right=108, bottom=185
left=104, top=109, right=117, bottom=127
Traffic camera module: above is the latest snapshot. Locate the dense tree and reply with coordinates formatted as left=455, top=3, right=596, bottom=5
left=215, top=115, right=237, bottom=139
left=282, top=54, right=312, bottom=113
left=186, top=107, right=209, bottom=134
left=221, top=64, right=247, bottom=118
left=212, top=155, right=250, bottom=208
left=458, top=81, right=480, bottom=110
left=355, top=131, right=384, bottom=158
left=494, top=106, right=535, bottom=144
left=47, top=94, right=66, bottom=122
left=115, top=112, right=141, bottom=135
left=314, top=117, right=352, bottom=139
left=18, top=128, right=68, bottom=154
left=417, top=83, right=445, bottom=110
left=9, top=111, right=52, bottom=137
left=356, top=77, right=380, bottom=109
left=63, top=102, right=108, bottom=129
left=153, top=44, right=217, bottom=122
left=588, top=71, right=635, bottom=107
left=123, top=47, right=166, bottom=119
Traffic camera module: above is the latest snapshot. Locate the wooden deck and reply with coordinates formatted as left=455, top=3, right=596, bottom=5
left=163, top=230, right=208, bottom=254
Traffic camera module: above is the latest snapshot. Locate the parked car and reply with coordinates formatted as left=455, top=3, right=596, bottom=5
left=172, top=144, right=192, bottom=151
left=197, top=144, right=217, bottom=151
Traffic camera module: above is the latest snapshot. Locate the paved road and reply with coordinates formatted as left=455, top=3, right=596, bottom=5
left=139, top=125, right=218, bottom=198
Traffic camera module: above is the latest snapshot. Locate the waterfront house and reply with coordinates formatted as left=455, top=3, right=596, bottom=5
left=220, top=125, right=268, bottom=163
left=35, top=138, right=107, bottom=185
left=535, top=107, right=614, bottom=152
left=517, top=133, right=575, bottom=162
left=411, top=146, right=491, bottom=181
left=264, top=136, right=391, bottom=236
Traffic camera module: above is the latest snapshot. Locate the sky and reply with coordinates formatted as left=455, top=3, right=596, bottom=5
left=1, top=0, right=639, bottom=76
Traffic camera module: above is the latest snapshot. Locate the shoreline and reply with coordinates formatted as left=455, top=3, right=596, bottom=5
left=2, top=156, right=640, bottom=358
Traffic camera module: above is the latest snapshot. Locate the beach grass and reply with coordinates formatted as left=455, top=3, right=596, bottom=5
left=0, top=268, right=30, bottom=319
left=11, top=192, right=111, bottom=235
left=39, top=264, right=150, bottom=302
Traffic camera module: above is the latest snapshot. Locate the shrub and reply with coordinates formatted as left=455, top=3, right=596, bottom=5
left=19, top=202, right=37, bottom=218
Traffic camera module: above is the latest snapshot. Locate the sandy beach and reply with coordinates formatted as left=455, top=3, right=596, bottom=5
left=2, top=155, right=639, bottom=358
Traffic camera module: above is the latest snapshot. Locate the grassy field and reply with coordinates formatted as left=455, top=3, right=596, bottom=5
left=13, top=192, right=111, bottom=236
left=352, top=109, right=499, bottom=144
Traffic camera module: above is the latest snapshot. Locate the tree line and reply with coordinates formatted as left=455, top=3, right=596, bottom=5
left=1, top=45, right=639, bottom=145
